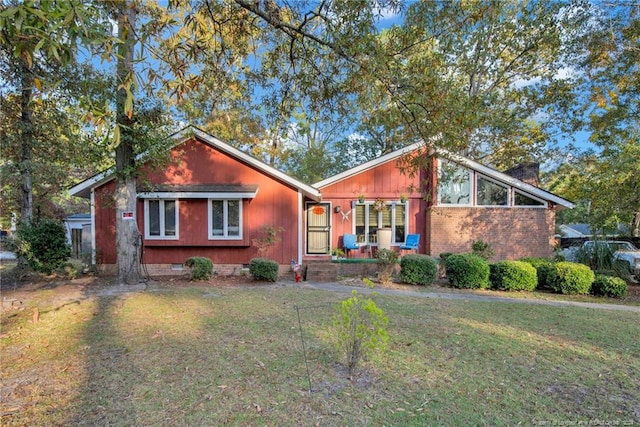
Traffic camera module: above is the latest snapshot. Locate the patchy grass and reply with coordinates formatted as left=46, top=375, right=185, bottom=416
left=1, top=279, right=639, bottom=426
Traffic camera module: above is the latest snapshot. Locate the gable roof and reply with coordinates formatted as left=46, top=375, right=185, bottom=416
left=314, top=142, right=574, bottom=209
left=68, top=126, right=322, bottom=201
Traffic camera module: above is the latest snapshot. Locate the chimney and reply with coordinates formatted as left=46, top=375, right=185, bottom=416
left=503, top=163, right=540, bottom=186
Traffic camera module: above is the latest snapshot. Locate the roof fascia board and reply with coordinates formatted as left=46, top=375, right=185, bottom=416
left=68, top=168, right=114, bottom=198
left=138, top=191, right=258, bottom=199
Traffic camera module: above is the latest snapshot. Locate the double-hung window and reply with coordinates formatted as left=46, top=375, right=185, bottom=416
left=209, top=199, right=242, bottom=239
left=145, top=199, right=178, bottom=239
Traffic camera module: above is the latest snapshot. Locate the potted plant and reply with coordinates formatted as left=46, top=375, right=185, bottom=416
left=358, top=194, right=365, bottom=203
left=331, top=247, right=345, bottom=260
left=400, top=193, right=407, bottom=203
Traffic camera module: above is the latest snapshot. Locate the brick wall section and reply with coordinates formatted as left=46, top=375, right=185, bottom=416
left=427, top=207, right=556, bottom=260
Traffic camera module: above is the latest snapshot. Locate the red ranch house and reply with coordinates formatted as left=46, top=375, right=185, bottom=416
left=69, top=126, right=573, bottom=276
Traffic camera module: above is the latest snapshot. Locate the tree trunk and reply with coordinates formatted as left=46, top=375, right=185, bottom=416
left=115, top=175, right=142, bottom=284
left=114, top=1, right=142, bottom=285
left=18, top=60, right=34, bottom=225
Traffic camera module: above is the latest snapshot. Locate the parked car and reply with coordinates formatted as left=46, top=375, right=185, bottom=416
left=581, top=240, right=640, bottom=278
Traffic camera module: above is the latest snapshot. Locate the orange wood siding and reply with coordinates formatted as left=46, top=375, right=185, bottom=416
left=94, top=137, right=301, bottom=266
left=318, top=158, right=431, bottom=253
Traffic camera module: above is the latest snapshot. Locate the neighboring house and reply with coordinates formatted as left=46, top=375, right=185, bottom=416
left=63, top=213, right=92, bottom=258
left=558, top=223, right=592, bottom=238
left=69, top=126, right=574, bottom=275
left=558, top=223, right=632, bottom=238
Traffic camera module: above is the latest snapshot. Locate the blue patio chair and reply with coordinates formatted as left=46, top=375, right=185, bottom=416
left=400, top=234, right=420, bottom=253
left=343, top=234, right=360, bottom=257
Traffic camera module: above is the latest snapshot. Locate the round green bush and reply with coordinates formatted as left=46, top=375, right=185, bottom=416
left=489, top=260, right=537, bottom=291
left=249, top=257, right=280, bottom=282
left=185, top=256, right=214, bottom=280
left=591, top=275, right=628, bottom=298
left=399, top=254, right=437, bottom=285
left=548, top=262, right=595, bottom=295
left=15, top=218, right=71, bottom=274
left=520, top=257, right=555, bottom=290
left=445, top=253, right=490, bottom=289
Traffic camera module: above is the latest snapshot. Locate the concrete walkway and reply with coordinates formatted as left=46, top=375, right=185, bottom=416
left=300, top=281, right=640, bottom=313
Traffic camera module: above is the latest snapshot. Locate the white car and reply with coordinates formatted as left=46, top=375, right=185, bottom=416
left=582, top=240, right=640, bottom=277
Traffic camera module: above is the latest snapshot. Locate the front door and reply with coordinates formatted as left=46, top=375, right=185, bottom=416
left=306, top=202, right=331, bottom=255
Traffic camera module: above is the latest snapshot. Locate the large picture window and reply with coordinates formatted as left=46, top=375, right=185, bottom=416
left=209, top=199, right=242, bottom=239
left=145, top=199, right=178, bottom=239
left=514, top=190, right=546, bottom=207
left=354, top=202, right=407, bottom=245
left=438, top=160, right=471, bottom=205
left=437, top=160, right=546, bottom=209
left=476, top=176, right=509, bottom=206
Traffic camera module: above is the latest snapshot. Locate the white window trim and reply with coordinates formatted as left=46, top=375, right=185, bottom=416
left=353, top=201, right=409, bottom=245
left=476, top=174, right=510, bottom=207
left=438, top=160, right=551, bottom=209
left=437, top=159, right=473, bottom=206
left=208, top=199, right=243, bottom=240
left=144, top=199, right=179, bottom=240
left=513, top=189, right=548, bottom=208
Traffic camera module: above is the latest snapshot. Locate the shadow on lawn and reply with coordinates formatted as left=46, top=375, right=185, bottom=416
left=66, top=295, right=141, bottom=425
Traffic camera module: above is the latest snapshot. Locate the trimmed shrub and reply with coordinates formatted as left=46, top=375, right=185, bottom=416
left=489, top=260, right=537, bottom=292
left=399, top=254, right=438, bottom=285
left=376, top=248, right=399, bottom=284
left=591, top=275, right=628, bottom=298
left=548, top=262, right=595, bottom=295
left=185, top=257, right=214, bottom=280
left=15, top=218, right=71, bottom=274
left=520, top=257, right=555, bottom=290
left=445, top=253, right=490, bottom=289
left=439, top=252, right=454, bottom=262
left=471, top=239, right=494, bottom=260
left=249, top=257, right=280, bottom=282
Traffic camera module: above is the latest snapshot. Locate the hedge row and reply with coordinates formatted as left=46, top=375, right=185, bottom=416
left=436, top=253, right=628, bottom=299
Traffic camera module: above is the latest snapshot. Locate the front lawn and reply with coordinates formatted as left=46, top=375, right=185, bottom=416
left=1, top=278, right=639, bottom=426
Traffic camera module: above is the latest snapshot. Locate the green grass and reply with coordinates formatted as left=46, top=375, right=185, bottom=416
left=1, top=283, right=639, bottom=426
